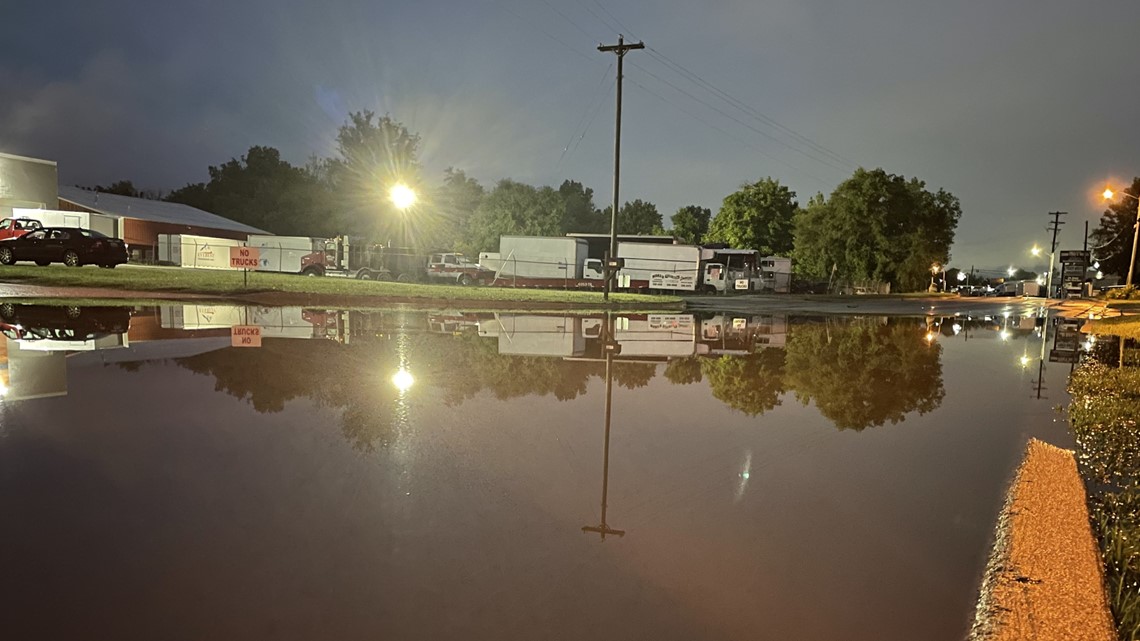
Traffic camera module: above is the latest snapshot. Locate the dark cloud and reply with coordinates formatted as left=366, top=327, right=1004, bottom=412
left=1, top=0, right=1135, bottom=267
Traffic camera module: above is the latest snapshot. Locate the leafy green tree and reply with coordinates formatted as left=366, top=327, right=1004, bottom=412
left=600, top=199, right=662, bottom=235
left=464, top=180, right=569, bottom=253
left=1091, top=176, right=1140, bottom=278
left=783, top=319, right=945, bottom=430
left=94, top=180, right=141, bottom=197
left=166, top=146, right=337, bottom=236
left=325, top=110, right=421, bottom=239
left=421, top=168, right=484, bottom=252
left=670, top=205, right=712, bottom=245
left=793, top=168, right=962, bottom=292
left=706, top=178, right=797, bottom=255
left=560, top=180, right=605, bottom=233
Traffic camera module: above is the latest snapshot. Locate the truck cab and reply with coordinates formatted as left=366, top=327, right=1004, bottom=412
left=426, top=252, right=485, bottom=285
left=0, top=218, right=42, bottom=240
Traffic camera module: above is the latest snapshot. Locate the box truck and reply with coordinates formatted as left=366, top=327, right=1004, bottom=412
left=12, top=208, right=119, bottom=239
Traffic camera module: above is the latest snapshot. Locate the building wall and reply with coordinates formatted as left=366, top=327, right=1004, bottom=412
left=58, top=199, right=250, bottom=262
left=0, top=153, right=58, bottom=220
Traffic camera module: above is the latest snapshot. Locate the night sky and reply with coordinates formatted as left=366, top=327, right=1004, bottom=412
left=2, top=0, right=1134, bottom=270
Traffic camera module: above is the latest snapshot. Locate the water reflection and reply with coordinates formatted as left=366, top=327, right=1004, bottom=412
left=0, top=304, right=1074, bottom=437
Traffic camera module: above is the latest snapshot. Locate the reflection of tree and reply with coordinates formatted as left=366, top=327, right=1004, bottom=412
left=176, top=339, right=402, bottom=452
left=702, top=349, right=786, bottom=416
left=664, top=356, right=703, bottom=385
left=784, top=320, right=944, bottom=430
left=612, top=362, right=657, bottom=389
left=411, top=332, right=604, bottom=402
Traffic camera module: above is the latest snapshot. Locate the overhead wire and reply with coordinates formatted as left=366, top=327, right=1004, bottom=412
left=645, top=48, right=856, bottom=169
left=557, top=62, right=614, bottom=168
left=629, top=61, right=850, bottom=175
left=625, top=76, right=832, bottom=187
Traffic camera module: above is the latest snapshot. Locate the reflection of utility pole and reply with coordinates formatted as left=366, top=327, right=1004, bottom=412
left=1032, top=315, right=1049, bottom=399
left=583, top=313, right=625, bottom=540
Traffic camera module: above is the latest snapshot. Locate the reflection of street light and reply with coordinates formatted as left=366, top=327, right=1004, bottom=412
left=1019, top=355, right=1031, bottom=368
left=392, top=368, right=415, bottom=392
left=1102, top=186, right=1140, bottom=287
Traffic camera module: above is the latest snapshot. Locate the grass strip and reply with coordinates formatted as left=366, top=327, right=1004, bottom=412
left=1069, top=363, right=1140, bottom=640
left=0, top=264, right=680, bottom=305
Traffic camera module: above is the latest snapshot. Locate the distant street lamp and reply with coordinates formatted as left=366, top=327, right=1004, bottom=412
left=1031, top=245, right=1042, bottom=257
left=1102, top=187, right=1140, bottom=288
left=930, top=263, right=940, bottom=292
left=1007, top=266, right=1017, bottom=278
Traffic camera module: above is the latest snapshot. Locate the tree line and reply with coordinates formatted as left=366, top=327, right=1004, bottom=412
left=93, top=110, right=968, bottom=291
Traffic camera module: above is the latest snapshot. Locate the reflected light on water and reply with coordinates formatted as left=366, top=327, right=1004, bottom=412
left=392, top=368, right=415, bottom=392
left=1019, top=355, right=1031, bottom=368
left=924, top=331, right=937, bottom=343
left=1000, top=330, right=1011, bottom=341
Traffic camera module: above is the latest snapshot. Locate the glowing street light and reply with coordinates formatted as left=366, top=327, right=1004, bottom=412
left=1031, top=245, right=1042, bottom=257
left=1102, top=185, right=1140, bottom=288
left=1007, top=266, right=1017, bottom=277
left=389, top=183, right=417, bottom=211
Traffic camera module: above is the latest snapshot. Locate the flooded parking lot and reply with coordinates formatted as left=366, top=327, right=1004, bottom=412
left=0, top=303, right=1080, bottom=640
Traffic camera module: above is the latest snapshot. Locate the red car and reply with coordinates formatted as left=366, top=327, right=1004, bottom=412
left=0, top=218, right=43, bottom=240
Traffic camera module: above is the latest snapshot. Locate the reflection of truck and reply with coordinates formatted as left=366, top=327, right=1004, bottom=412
left=13, top=208, right=119, bottom=238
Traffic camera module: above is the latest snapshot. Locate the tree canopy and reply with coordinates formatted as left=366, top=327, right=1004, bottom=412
left=1091, top=176, right=1140, bottom=278
left=464, top=180, right=569, bottom=253
left=670, top=205, right=712, bottom=245
left=793, top=168, right=961, bottom=292
left=706, top=178, right=797, bottom=255
left=166, top=145, right=336, bottom=237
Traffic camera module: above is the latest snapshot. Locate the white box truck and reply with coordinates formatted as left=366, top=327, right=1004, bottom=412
left=247, top=235, right=324, bottom=274
left=480, top=236, right=591, bottom=281
left=616, top=243, right=703, bottom=291
left=12, top=207, right=119, bottom=238
left=157, top=234, right=244, bottom=270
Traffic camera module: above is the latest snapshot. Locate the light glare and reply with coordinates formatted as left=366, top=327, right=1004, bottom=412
left=390, top=184, right=417, bottom=210
left=392, top=368, right=415, bottom=392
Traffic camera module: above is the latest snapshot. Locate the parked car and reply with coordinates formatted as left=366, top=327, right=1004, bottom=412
left=0, top=217, right=43, bottom=240
left=0, top=226, right=128, bottom=268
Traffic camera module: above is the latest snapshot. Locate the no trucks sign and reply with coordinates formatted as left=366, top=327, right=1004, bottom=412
left=229, top=246, right=260, bottom=269
left=231, top=325, right=262, bottom=348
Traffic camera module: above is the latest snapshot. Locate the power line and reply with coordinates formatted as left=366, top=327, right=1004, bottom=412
left=625, top=76, right=831, bottom=186
left=537, top=0, right=605, bottom=42
left=644, top=48, right=856, bottom=169
left=628, top=61, right=850, bottom=175
left=590, top=0, right=639, bottom=39
left=558, top=62, right=614, bottom=168
left=495, top=1, right=603, bottom=66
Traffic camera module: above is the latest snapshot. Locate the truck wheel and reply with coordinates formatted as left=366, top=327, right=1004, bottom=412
left=0, top=247, right=14, bottom=265
left=704, top=284, right=718, bottom=294
left=397, top=273, right=413, bottom=282
left=458, top=274, right=472, bottom=286
left=63, top=251, right=80, bottom=267
left=302, top=266, right=324, bottom=277
left=357, top=270, right=375, bottom=281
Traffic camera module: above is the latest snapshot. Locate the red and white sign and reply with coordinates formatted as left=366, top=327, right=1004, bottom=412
left=231, top=325, right=262, bottom=348
left=229, top=246, right=260, bottom=269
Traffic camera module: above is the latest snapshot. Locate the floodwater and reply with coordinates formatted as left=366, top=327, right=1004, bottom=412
left=0, top=303, right=1080, bottom=640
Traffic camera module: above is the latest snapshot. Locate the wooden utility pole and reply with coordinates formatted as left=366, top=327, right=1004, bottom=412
left=598, top=35, right=644, bottom=301
left=583, top=314, right=625, bottom=540
left=1045, top=211, right=1067, bottom=298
